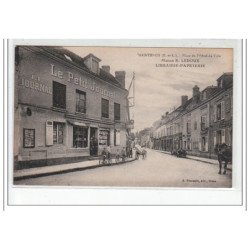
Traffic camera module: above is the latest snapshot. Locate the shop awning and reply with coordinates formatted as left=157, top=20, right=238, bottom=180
left=67, top=120, right=89, bottom=127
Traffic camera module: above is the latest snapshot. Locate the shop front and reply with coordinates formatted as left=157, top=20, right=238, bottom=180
left=14, top=46, right=130, bottom=169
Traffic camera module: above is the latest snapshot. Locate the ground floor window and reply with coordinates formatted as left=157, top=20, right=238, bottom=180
left=73, top=126, right=88, bottom=148
left=187, top=138, right=191, bottom=150
left=193, top=141, right=199, bottom=150
left=99, top=129, right=110, bottom=146
left=201, top=137, right=206, bottom=151
left=53, top=122, right=64, bottom=144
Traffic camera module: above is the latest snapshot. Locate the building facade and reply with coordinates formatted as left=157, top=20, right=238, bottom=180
left=14, top=46, right=131, bottom=168
left=151, top=73, right=233, bottom=159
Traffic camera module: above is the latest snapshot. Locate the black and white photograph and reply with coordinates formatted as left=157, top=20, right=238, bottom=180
left=13, top=42, right=235, bottom=188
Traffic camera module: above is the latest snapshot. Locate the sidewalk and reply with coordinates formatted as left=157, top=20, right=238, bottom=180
left=156, top=149, right=232, bottom=170
left=14, top=157, right=136, bottom=181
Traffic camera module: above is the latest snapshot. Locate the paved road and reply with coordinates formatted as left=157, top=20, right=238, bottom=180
left=15, top=149, right=232, bottom=187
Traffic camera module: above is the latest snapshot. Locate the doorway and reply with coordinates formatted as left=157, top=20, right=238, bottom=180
left=90, top=127, right=98, bottom=156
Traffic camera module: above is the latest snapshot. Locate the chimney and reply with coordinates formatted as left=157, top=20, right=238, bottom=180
left=115, top=71, right=126, bottom=88
left=193, top=85, right=200, bottom=103
left=102, top=65, right=110, bottom=74
left=181, top=95, right=188, bottom=106
left=193, top=85, right=200, bottom=97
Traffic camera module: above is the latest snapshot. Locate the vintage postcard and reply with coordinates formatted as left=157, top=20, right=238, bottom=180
left=8, top=39, right=243, bottom=205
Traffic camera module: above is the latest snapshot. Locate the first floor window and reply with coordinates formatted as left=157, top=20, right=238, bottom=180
left=217, top=103, right=222, bottom=120
left=101, top=98, right=109, bottom=118
left=73, top=126, right=88, bottom=148
left=114, top=102, right=121, bottom=121
left=53, top=81, right=66, bottom=109
left=76, top=89, right=86, bottom=113
left=53, top=122, right=64, bottom=144
left=186, top=122, right=191, bottom=134
left=201, top=116, right=206, bottom=130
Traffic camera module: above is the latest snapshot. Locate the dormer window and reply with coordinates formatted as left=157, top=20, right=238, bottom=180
left=64, top=54, right=73, bottom=62
left=83, top=53, right=101, bottom=75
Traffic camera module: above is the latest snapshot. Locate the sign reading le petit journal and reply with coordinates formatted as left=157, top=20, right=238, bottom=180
left=19, top=64, right=116, bottom=99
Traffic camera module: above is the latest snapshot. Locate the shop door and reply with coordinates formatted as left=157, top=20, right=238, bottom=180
left=90, top=127, right=98, bottom=156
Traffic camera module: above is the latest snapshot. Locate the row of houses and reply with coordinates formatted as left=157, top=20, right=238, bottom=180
left=147, top=72, right=233, bottom=159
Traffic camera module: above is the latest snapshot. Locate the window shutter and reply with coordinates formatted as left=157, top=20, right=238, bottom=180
left=116, top=131, right=121, bottom=146
left=46, top=121, right=53, bottom=146
left=222, top=129, right=225, bottom=143
left=221, top=101, right=225, bottom=119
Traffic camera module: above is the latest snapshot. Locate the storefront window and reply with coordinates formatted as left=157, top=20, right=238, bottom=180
left=101, top=98, right=109, bottom=118
left=99, top=129, right=110, bottom=146
left=73, top=126, right=88, bottom=148
left=53, top=122, right=64, bottom=144
left=76, top=89, right=86, bottom=113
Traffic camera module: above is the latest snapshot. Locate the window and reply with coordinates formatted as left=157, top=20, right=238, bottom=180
left=186, top=121, right=191, bottom=134
left=114, top=103, right=121, bottom=121
left=23, top=128, right=35, bottom=148
left=73, top=126, right=88, bottom=148
left=187, top=138, right=191, bottom=150
left=99, top=129, right=110, bottom=146
left=76, top=89, right=86, bottom=113
left=194, top=121, right=197, bottom=130
left=216, top=130, right=222, bottom=144
left=217, top=103, right=222, bottom=120
left=53, top=122, right=64, bottom=144
left=201, top=116, right=206, bottom=130
left=101, top=98, right=109, bottom=118
left=216, top=101, right=225, bottom=121
left=92, top=60, right=99, bottom=74
left=53, top=82, right=66, bottom=109
left=201, top=137, right=206, bottom=151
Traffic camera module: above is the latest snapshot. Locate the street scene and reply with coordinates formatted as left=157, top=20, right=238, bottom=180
left=15, top=149, right=231, bottom=187
left=13, top=45, right=233, bottom=188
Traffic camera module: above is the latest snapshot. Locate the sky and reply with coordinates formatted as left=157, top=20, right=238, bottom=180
left=66, top=47, right=233, bottom=132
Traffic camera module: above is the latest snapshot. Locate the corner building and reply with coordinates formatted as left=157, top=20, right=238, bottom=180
left=14, top=46, right=130, bottom=168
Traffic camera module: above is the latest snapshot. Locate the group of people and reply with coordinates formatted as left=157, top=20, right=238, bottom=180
left=100, top=146, right=133, bottom=164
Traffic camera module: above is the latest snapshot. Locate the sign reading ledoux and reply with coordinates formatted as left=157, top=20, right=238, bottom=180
left=19, top=64, right=116, bottom=99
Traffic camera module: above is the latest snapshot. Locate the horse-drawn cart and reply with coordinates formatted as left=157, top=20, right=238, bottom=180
left=134, top=145, right=147, bottom=160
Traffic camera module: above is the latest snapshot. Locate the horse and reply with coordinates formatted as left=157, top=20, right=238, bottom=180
left=214, top=143, right=232, bottom=174
left=142, top=149, right=147, bottom=159
left=135, top=148, right=147, bottom=160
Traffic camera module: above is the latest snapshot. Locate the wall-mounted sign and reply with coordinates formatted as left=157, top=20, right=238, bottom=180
left=51, top=64, right=116, bottom=99
left=23, top=128, right=35, bottom=148
left=19, top=77, right=52, bottom=95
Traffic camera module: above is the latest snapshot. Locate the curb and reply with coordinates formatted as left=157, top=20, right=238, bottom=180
left=155, top=149, right=232, bottom=171
left=14, top=158, right=137, bottom=182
